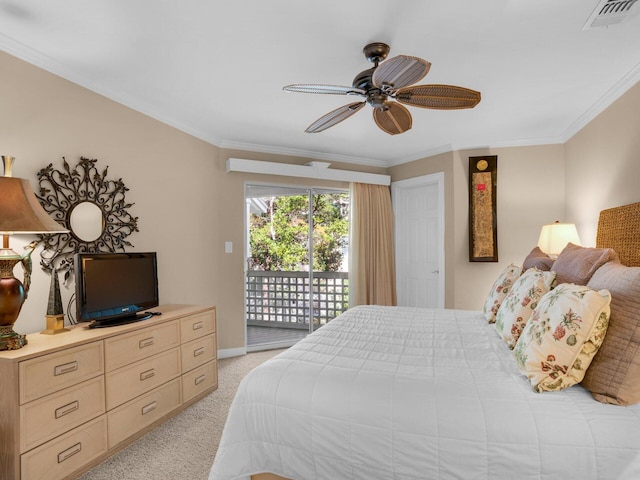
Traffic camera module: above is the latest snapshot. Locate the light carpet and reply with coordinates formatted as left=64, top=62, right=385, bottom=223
left=79, top=348, right=285, bottom=480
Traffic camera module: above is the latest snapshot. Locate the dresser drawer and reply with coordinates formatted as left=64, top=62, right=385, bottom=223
left=180, top=310, right=215, bottom=344
left=20, top=376, right=105, bottom=453
left=104, top=320, right=180, bottom=372
left=105, top=347, right=181, bottom=410
left=107, top=377, right=181, bottom=448
left=182, top=359, right=217, bottom=403
left=19, top=341, right=104, bottom=404
left=181, top=333, right=216, bottom=373
left=21, top=415, right=107, bottom=480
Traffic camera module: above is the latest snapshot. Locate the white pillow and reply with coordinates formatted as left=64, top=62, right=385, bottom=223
left=495, top=268, right=556, bottom=348
left=483, top=264, right=522, bottom=323
left=513, top=283, right=611, bottom=393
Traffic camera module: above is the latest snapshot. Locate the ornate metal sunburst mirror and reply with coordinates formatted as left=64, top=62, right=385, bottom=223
left=36, top=157, right=139, bottom=280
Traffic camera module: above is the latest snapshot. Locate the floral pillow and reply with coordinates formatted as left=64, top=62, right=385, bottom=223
left=495, top=268, right=556, bottom=348
left=513, top=283, right=611, bottom=393
left=483, top=264, right=522, bottom=323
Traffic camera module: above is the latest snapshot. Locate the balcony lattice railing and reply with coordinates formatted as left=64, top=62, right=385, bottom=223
left=246, top=271, right=349, bottom=330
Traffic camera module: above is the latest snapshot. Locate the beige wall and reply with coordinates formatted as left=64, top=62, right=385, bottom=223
left=3, top=47, right=638, bottom=354
left=387, top=81, right=640, bottom=311
left=0, top=51, right=380, bottom=354
left=565, top=81, right=640, bottom=246
left=389, top=144, right=566, bottom=310
left=1, top=49, right=225, bottom=344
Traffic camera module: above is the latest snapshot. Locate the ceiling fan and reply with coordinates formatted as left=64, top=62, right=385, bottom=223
left=283, top=42, right=481, bottom=135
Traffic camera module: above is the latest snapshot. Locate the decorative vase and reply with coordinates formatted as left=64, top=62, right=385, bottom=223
left=0, top=255, right=28, bottom=349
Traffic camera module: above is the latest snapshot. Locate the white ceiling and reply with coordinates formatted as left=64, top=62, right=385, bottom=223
left=1, top=1, right=639, bottom=167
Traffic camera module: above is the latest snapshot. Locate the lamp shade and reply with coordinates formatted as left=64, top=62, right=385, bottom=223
left=0, top=177, right=67, bottom=234
left=537, top=222, right=581, bottom=257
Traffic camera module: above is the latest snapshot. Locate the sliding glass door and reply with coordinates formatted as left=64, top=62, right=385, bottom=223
left=245, top=184, right=349, bottom=350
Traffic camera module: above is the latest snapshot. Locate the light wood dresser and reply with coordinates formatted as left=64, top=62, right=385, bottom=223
left=0, top=304, right=217, bottom=480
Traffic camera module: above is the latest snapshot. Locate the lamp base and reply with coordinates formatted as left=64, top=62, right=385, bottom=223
left=0, top=325, right=27, bottom=350
left=41, top=314, right=69, bottom=335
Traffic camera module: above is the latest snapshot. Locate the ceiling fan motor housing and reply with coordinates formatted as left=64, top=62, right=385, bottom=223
left=352, top=67, right=375, bottom=90
left=353, top=67, right=388, bottom=110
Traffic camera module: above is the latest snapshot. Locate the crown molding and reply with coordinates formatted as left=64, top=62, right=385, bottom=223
left=560, top=61, right=640, bottom=143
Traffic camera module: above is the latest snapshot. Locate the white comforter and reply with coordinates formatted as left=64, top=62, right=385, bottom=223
left=210, top=306, right=640, bottom=480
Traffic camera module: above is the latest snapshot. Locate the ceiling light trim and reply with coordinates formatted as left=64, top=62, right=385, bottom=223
left=226, top=158, right=391, bottom=186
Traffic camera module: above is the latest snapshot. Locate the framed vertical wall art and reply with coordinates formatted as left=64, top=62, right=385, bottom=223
left=469, top=155, right=498, bottom=262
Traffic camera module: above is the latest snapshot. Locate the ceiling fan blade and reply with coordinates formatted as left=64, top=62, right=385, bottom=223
left=283, top=84, right=365, bottom=96
left=395, top=84, right=481, bottom=109
left=373, top=102, right=412, bottom=135
left=372, top=55, right=431, bottom=91
left=305, top=101, right=366, bottom=133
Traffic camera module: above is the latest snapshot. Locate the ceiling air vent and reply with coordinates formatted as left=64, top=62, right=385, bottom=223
left=583, top=0, right=638, bottom=29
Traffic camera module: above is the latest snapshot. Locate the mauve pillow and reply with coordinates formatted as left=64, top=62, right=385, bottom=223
left=552, top=243, right=618, bottom=285
left=582, top=261, right=640, bottom=405
left=522, top=246, right=555, bottom=272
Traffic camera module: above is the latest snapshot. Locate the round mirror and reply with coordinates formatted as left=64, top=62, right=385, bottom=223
left=70, top=201, right=104, bottom=242
left=36, top=157, right=138, bottom=275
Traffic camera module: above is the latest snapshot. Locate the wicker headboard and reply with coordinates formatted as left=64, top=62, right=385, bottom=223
left=596, top=202, right=640, bottom=267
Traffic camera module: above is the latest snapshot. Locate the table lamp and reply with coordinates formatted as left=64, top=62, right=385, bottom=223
left=0, top=155, right=68, bottom=350
left=537, top=221, right=582, bottom=258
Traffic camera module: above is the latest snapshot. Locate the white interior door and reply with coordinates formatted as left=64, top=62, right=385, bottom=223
left=392, top=173, right=444, bottom=308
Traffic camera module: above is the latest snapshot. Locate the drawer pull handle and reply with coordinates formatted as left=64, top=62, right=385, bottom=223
left=140, top=368, right=155, bottom=381
left=195, top=374, right=206, bottom=385
left=57, top=442, right=82, bottom=463
left=141, top=401, right=157, bottom=416
left=192, top=321, right=204, bottom=330
left=55, top=400, right=80, bottom=419
left=54, top=361, right=78, bottom=376
left=193, top=347, right=205, bottom=357
left=139, top=337, right=155, bottom=349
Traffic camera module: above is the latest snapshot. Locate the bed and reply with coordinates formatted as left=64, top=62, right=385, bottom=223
left=209, top=202, right=640, bottom=480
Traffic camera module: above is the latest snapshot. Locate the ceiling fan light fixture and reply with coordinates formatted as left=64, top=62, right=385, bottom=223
left=366, top=91, right=388, bottom=109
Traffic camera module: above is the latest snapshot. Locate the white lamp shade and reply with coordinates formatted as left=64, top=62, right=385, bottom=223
left=537, top=222, right=581, bottom=256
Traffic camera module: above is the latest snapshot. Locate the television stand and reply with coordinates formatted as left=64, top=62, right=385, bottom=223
left=88, top=311, right=154, bottom=329
left=0, top=304, right=217, bottom=480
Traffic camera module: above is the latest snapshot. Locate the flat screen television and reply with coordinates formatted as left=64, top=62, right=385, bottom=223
left=75, top=252, right=159, bottom=328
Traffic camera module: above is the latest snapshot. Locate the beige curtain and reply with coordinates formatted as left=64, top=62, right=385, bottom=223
left=349, top=182, right=397, bottom=306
